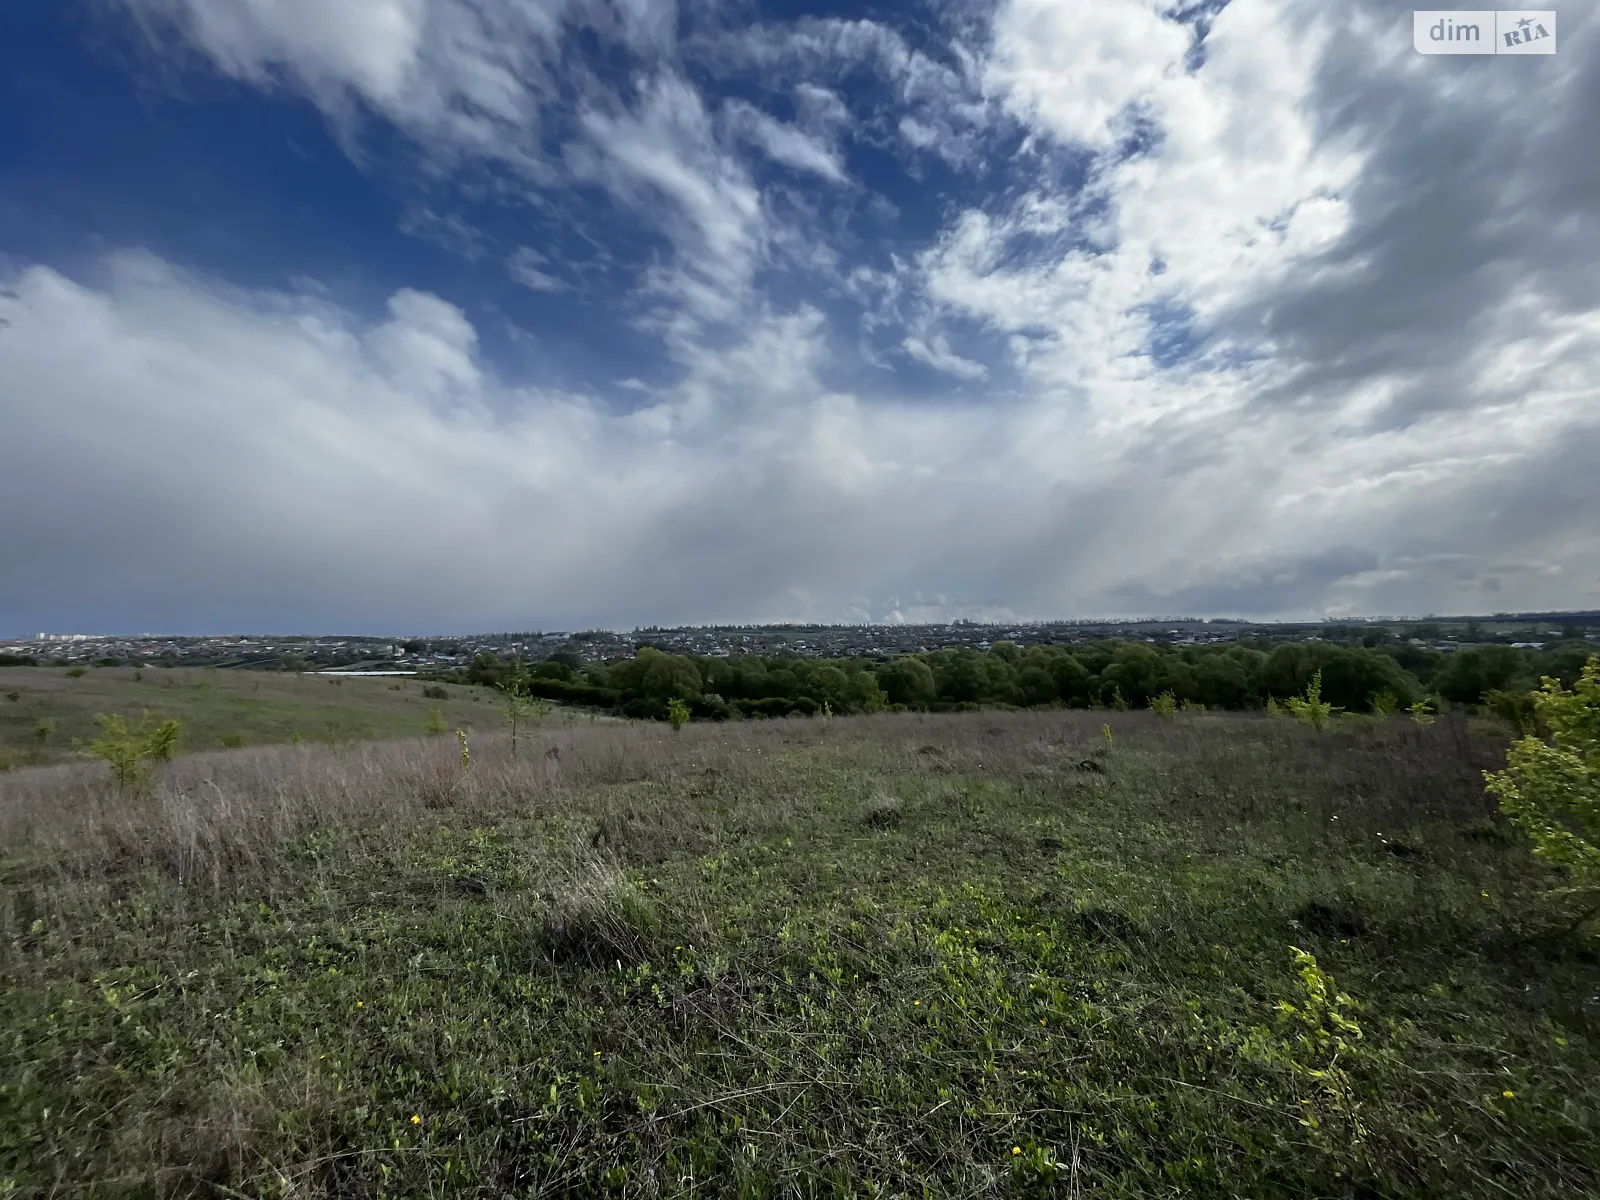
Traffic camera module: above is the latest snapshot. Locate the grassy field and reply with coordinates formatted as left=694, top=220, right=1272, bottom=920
left=2, top=709, right=1597, bottom=1197
left=0, top=667, right=577, bottom=767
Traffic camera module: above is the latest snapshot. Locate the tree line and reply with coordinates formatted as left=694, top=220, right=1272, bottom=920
left=430, top=637, right=1599, bottom=722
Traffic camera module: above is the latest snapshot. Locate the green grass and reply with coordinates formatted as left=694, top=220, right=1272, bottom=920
left=2, top=711, right=1597, bottom=1197
left=0, top=667, right=589, bottom=764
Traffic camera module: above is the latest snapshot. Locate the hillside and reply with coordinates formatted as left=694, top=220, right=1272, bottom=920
left=2, top=709, right=1596, bottom=1197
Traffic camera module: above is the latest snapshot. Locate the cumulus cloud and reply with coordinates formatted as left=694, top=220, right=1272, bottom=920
left=5, top=0, right=1598, bottom=633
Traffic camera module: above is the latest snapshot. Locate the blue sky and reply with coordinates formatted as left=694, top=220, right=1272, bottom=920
left=2, top=1, right=1597, bottom=636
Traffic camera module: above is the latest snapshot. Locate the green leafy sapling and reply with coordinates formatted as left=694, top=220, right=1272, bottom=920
left=667, top=697, right=691, bottom=732
left=1286, top=670, right=1341, bottom=731
left=1483, top=656, right=1600, bottom=929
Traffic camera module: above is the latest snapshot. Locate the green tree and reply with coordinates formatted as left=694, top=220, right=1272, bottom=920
left=989, top=640, right=1021, bottom=664
left=1437, top=645, right=1528, bottom=706
left=877, top=657, right=937, bottom=708
left=667, top=698, right=691, bottom=731
left=85, top=714, right=182, bottom=794
left=1285, top=670, right=1340, bottom=731
left=500, top=659, right=536, bottom=757
left=641, top=652, right=703, bottom=701
left=1015, top=665, right=1059, bottom=707
left=1483, top=657, right=1600, bottom=928
left=425, top=708, right=449, bottom=736
left=1048, top=653, right=1094, bottom=707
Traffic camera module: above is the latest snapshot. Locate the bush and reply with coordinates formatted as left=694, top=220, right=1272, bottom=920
left=666, top=698, right=691, bottom=731
left=65, top=666, right=87, bottom=678
left=85, top=714, right=182, bottom=793
left=1285, top=671, right=1340, bottom=731
left=422, top=685, right=450, bottom=700
left=1484, top=688, right=1539, bottom=735
left=1483, top=656, right=1600, bottom=928
left=424, top=708, right=449, bottom=736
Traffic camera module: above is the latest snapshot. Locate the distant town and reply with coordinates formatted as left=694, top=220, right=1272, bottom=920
left=3, top=611, right=1596, bottom=674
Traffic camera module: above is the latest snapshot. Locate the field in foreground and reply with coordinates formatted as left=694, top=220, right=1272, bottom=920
left=2, top=711, right=1597, bottom=1197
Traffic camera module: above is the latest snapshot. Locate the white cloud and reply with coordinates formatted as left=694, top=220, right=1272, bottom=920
left=986, top=0, right=1187, bottom=148
left=724, top=101, right=847, bottom=183
left=569, top=74, right=766, bottom=323
left=126, top=0, right=430, bottom=103
left=3, top=248, right=1597, bottom=633
left=902, top=334, right=988, bottom=380
left=22, top=2, right=1598, bottom=629
left=506, top=246, right=568, bottom=292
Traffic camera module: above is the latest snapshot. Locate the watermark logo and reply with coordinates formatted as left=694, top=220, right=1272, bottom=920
left=1414, top=10, right=1556, bottom=54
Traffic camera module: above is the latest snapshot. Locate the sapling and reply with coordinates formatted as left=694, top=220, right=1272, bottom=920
left=1483, top=656, right=1600, bottom=929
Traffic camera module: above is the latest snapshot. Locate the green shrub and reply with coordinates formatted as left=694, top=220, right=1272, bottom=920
left=85, top=714, right=182, bottom=794
left=65, top=666, right=87, bottom=678
left=424, top=708, right=449, bottom=736
left=1285, top=670, right=1340, bottom=731
left=220, top=732, right=246, bottom=749
left=422, top=685, right=450, bottom=700
left=1371, top=689, right=1400, bottom=719
left=1483, top=656, right=1600, bottom=928
left=1484, top=687, right=1539, bottom=735
left=1149, top=690, right=1177, bottom=719
left=33, top=719, right=53, bottom=747
left=667, top=697, right=691, bottom=731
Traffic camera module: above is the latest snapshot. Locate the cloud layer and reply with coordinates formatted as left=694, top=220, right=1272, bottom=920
left=2, top=0, right=1597, bottom=634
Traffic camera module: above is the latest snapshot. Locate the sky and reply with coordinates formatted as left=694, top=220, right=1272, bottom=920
left=1, top=1, right=1597, bottom=636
